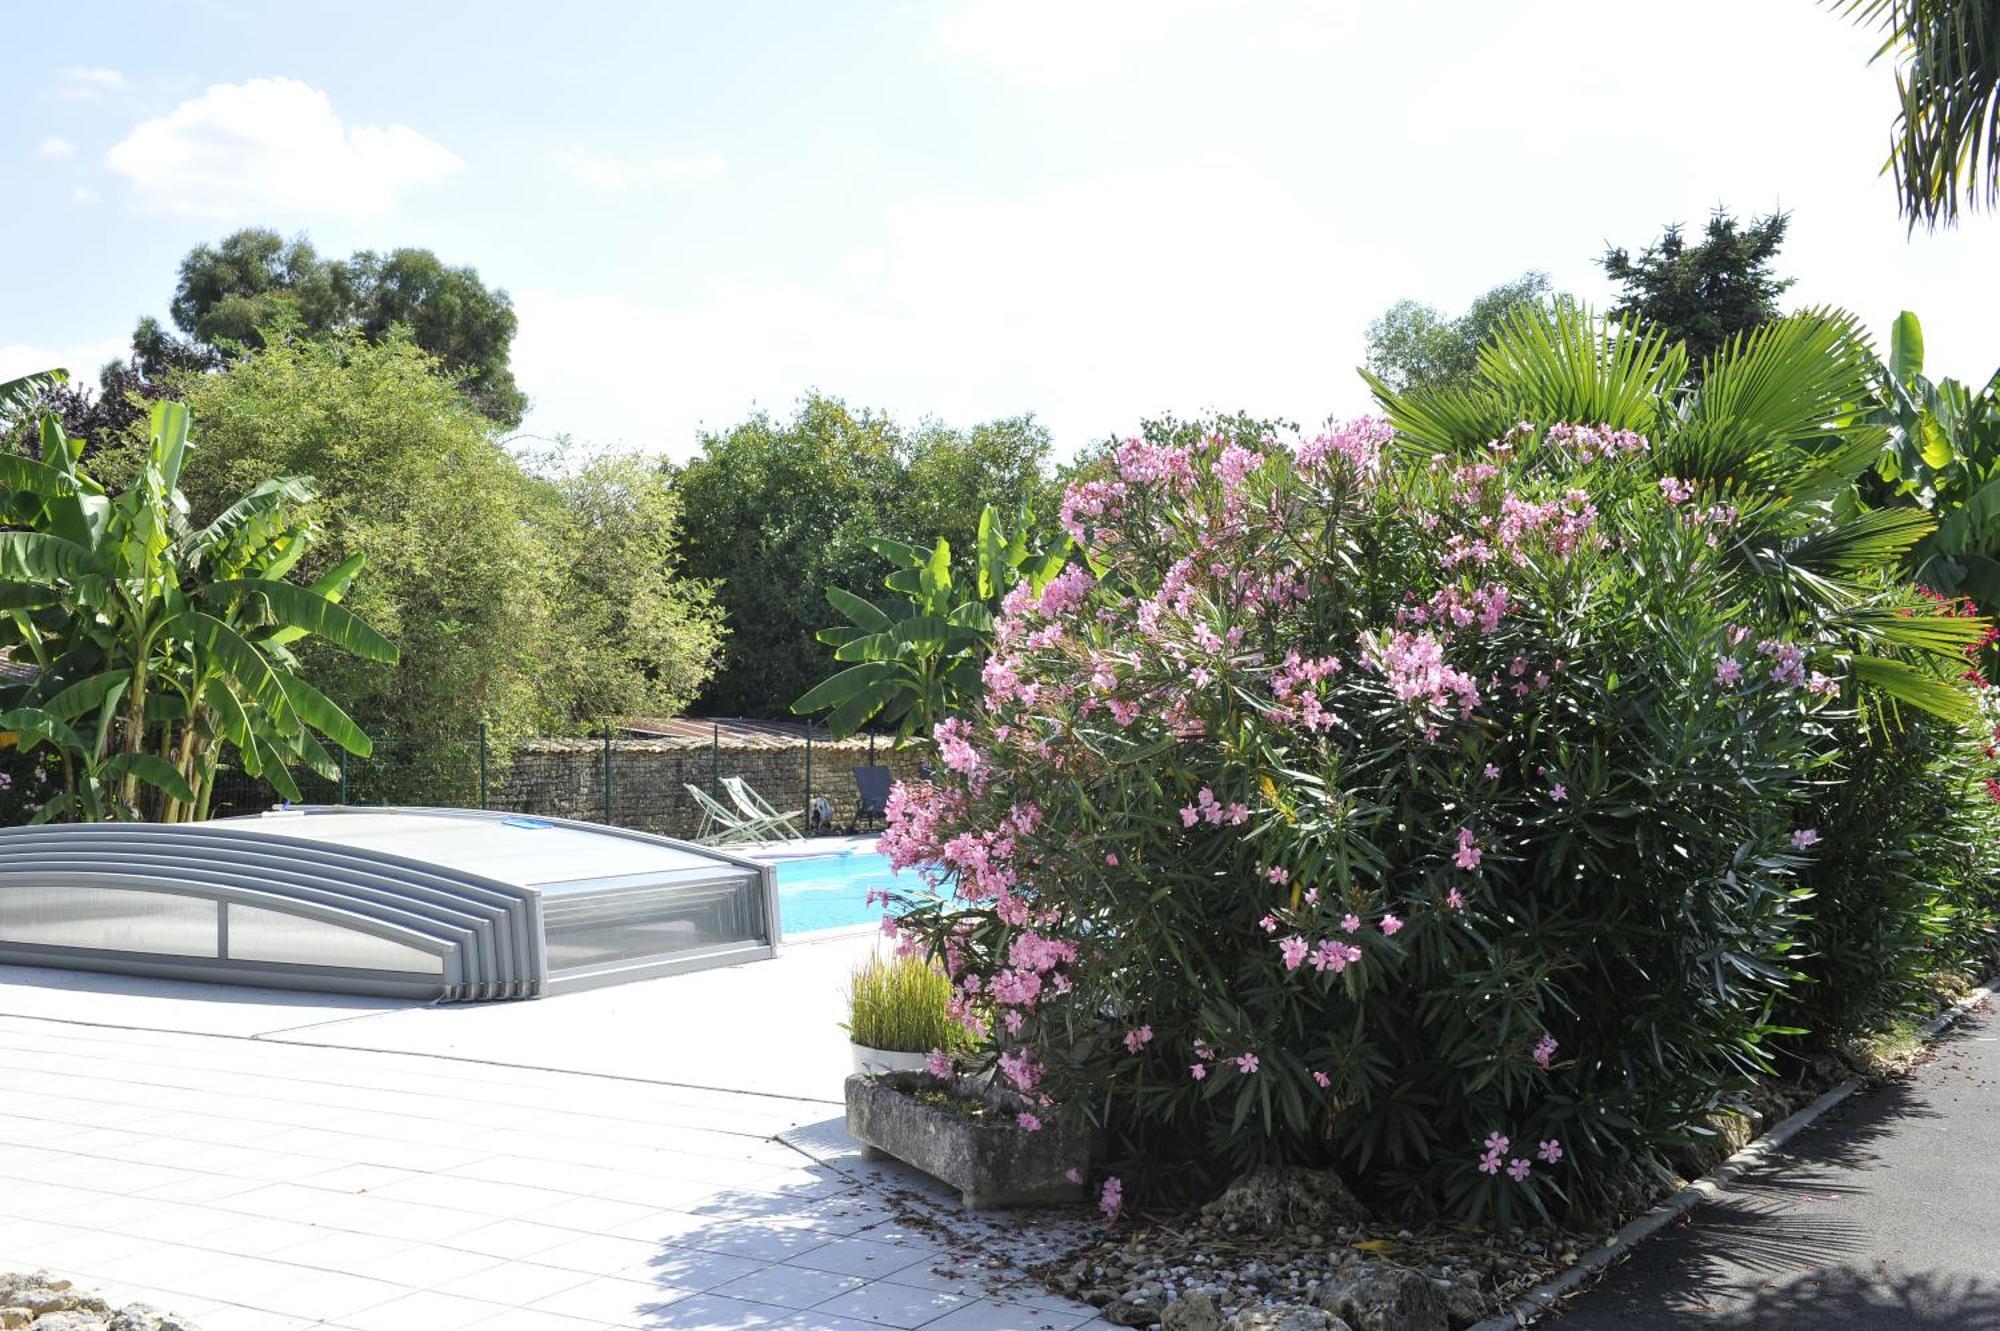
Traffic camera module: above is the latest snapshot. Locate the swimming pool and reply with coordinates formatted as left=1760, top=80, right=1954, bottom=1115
left=770, top=847, right=917, bottom=936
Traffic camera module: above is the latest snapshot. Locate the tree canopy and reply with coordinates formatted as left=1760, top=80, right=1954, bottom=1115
left=1364, top=272, right=1561, bottom=394
left=1600, top=209, right=1795, bottom=370
left=130, top=228, right=527, bottom=427
left=674, top=393, right=1060, bottom=718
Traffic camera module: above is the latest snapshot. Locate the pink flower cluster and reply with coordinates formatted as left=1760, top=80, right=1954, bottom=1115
left=1296, top=417, right=1392, bottom=476
left=1181, top=785, right=1250, bottom=828
left=1365, top=629, right=1481, bottom=721
left=1478, top=1131, right=1564, bottom=1181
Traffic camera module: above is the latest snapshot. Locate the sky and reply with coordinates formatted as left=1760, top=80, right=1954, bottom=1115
left=5, top=0, right=1999, bottom=461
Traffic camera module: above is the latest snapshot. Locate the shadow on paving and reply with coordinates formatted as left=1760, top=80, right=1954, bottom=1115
left=1553, top=1010, right=2000, bottom=1330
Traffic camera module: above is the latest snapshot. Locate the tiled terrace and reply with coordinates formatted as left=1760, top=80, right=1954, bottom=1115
left=0, top=944, right=1108, bottom=1331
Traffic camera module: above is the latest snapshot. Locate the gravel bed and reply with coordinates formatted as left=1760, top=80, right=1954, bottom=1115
left=0, top=1272, right=201, bottom=1331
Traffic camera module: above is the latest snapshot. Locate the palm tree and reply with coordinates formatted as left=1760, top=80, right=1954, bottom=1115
left=1367, top=302, right=1985, bottom=720
left=1835, top=0, right=2000, bottom=228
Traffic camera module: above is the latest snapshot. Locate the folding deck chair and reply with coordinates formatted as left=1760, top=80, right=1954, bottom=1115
left=721, top=775, right=804, bottom=840
left=685, top=783, right=779, bottom=844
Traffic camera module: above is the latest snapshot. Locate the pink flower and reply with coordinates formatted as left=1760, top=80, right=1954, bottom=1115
left=1266, top=865, right=1290, bottom=884
left=1235, top=1052, right=1260, bottom=1074
left=1792, top=828, right=1820, bottom=849
left=1538, top=1139, right=1564, bottom=1164
left=1065, top=1167, right=1084, bottom=1185
left=1303, top=887, right=1319, bottom=905
left=1190, top=1063, right=1208, bottom=1081
left=1105, top=852, right=1119, bottom=866
left=1483, top=763, right=1500, bottom=780
left=1259, top=914, right=1279, bottom=934
left=1341, top=913, right=1361, bottom=934
left=1549, top=783, right=1566, bottom=803
left=925, top=1049, right=953, bottom=1080
left=1279, top=936, right=1309, bottom=970
left=1123, top=1025, right=1154, bottom=1053
left=1100, top=1176, right=1124, bottom=1220
left=1484, top=1131, right=1510, bottom=1154
left=1507, top=1158, right=1532, bottom=1181
left=1445, top=887, right=1464, bottom=911
left=1312, top=1070, right=1330, bottom=1088
left=1379, top=914, right=1403, bottom=936
left=1453, top=826, right=1482, bottom=870
left=1477, top=1151, right=1503, bottom=1176
left=1716, top=657, right=1742, bottom=687
left=1179, top=805, right=1200, bottom=828
left=1533, top=1035, right=1558, bottom=1069
left=1018, top=1112, right=1042, bottom=1132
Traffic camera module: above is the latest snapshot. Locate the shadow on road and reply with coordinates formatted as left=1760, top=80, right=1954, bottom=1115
left=1703, top=1267, right=2000, bottom=1329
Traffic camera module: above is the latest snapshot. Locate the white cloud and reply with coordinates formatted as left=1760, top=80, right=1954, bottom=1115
left=35, top=136, right=74, bottom=159
left=105, top=77, right=462, bottom=220
left=937, top=0, right=1240, bottom=83
left=55, top=67, right=124, bottom=101
left=70, top=186, right=98, bottom=205
left=557, top=149, right=726, bottom=192
left=0, top=337, right=129, bottom=388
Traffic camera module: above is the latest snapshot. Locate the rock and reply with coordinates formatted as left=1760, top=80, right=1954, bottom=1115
left=28, top=1314, right=109, bottom=1331
left=1205, top=1166, right=1368, bottom=1235
left=1443, top=1282, right=1486, bottom=1323
left=1101, top=1293, right=1162, bottom=1326
left=1314, top=1262, right=1446, bottom=1331
left=1228, top=1307, right=1350, bottom=1331
left=1669, top=1110, right=1756, bottom=1179
left=2, top=1310, right=33, bottom=1331
left=1163, top=1290, right=1226, bottom=1331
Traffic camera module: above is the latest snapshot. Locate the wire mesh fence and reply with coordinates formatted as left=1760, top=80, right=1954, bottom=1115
left=201, top=723, right=921, bottom=843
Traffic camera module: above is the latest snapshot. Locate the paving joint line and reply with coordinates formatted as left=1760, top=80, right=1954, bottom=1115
left=1468, top=974, right=1998, bottom=1330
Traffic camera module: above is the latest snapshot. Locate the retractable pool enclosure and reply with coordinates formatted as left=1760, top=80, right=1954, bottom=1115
left=0, top=808, right=778, bottom=1000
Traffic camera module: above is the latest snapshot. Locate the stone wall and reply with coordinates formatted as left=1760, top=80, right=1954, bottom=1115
left=488, top=736, right=925, bottom=841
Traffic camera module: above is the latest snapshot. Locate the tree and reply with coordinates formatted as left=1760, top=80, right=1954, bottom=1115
left=1600, top=210, right=1794, bottom=370
left=674, top=394, right=1063, bottom=719
left=1835, top=0, right=2000, bottom=228
left=530, top=453, right=726, bottom=727
left=0, top=399, right=396, bottom=821
left=173, top=332, right=714, bottom=760
left=1364, top=272, right=1560, bottom=393
left=125, top=228, right=526, bottom=427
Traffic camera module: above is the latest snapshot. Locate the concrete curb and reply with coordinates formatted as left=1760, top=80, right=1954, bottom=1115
left=1468, top=976, right=1997, bottom=1330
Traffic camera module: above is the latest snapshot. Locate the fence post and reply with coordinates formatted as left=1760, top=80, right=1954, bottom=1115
left=712, top=720, right=720, bottom=790
left=337, top=746, right=348, bottom=805
left=478, top=722, right=490, bottom=810
left=602, top=725, right=614, bottom=825
left=804, top=719, right=813, bottom=835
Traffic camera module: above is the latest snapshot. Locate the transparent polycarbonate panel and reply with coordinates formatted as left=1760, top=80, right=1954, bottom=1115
left=225, top=903, right=444, bottom=974
left=0, top=885, right=218, bottom=956
left=542, top=876, right=764, bottom=972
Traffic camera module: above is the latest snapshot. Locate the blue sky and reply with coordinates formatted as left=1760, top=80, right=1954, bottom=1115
left=8, top=0, right=2000, bottom=458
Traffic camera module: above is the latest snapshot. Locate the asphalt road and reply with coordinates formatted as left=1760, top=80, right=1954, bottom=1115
left=1549, top=997, right=2000, bottom=1330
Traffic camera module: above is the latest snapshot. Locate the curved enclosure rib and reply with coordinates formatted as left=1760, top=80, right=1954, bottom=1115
left=0, top=808, right=777, bottom=1001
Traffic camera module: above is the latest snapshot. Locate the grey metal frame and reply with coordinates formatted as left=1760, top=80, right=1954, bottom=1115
left=0, top=806, right=778, bottom=1002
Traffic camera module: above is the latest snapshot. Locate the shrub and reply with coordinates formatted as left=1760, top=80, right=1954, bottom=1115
left=846, top=954, right=961, bottom=1054
left=882, top=417, right=1972, bottom=1226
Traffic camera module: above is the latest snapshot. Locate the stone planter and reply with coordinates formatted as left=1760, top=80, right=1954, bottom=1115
left=845, top=1071, right=1091, bottom=1208
left=851, top=1043, right=930, bottom=1077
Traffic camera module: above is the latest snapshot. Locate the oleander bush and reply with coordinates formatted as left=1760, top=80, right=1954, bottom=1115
left=882, top=369, right=1988, bottom=1225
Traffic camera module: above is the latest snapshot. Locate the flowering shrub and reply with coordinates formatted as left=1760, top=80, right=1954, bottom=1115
left=881, top=415, right=1972, bottom=1226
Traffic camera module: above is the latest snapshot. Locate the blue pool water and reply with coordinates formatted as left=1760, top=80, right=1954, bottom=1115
left=771, top=849, right=915, bottom=936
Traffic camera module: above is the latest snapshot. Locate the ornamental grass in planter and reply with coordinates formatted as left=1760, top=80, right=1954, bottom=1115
left=845, top=953, right=961, bottom=1076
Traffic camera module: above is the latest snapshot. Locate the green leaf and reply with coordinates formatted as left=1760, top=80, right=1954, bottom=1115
left=206, top=579, right=398, bottom=662
left=792, top=661, right=897, bottom=713
left=826, top=585, right=894, bottom=632
left=1846, top=655, right=1975, bottom=721
left=99, top=751, right=196, bottom=805
left=864, top=536, right=930, bottom=570
left=275, top=670, right=374, bottom=756
left=0, top=532, right=100, bottom=584
left=0, top=706, right=87, bottom=755
left=1890, top=310, right=1925, bottom=382
left=40, top=669, right=133, bottom=723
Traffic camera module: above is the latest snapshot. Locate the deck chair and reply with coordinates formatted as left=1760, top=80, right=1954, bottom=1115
left=851, top=766, right=892, bottom=832
left=721, top=775, right=804, bottom=840
left=684, top=783, right=770, bottom=844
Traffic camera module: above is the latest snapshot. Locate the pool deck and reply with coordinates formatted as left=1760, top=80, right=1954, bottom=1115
left=0, top=934, right=1110, bottom=1330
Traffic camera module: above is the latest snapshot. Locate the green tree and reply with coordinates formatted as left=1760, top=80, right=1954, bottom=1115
left=675, top=394, right=1062, bottom=718
left=127, top=228, right=526, bottom=427
left=530, top=452, right=726, bottom=727
left=1835, top=0, right=2000, bottom=228
left=1364, top=272, right=1560, bottom=393
left=1600, top=209, right=1795, bottom=370
left=0, top=399, right=396, bottom=821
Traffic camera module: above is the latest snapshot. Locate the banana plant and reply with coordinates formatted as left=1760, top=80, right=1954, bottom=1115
left=1866, top=310, right=2000, bottom=608
left=792, top=505, right=1070, bottom=741
left=0, top=399, right=396, bottom=822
